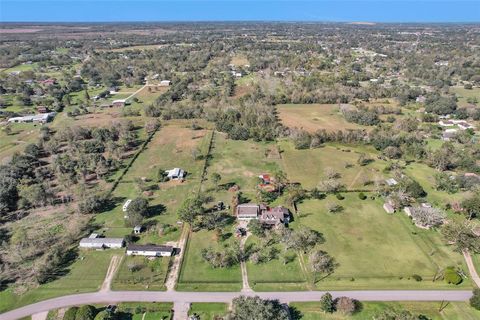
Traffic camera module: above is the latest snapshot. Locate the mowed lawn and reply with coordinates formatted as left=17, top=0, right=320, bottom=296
left=279, top=141, right=388, bottom=190
left=189, top=303, right=228, bottom=319
left=296, top=195, right=470, bottom=289
left=177, top=230, right=242, bottom=291
left=290, top=301, right=480, bottom=320
left=245, top=236, right=308, bottom=291
left=0, top=250, right=117, bottom=313
left=112, top=255, right=170, bottom=291
left=94, top=124, right=212, bottom=244
left=0, top=122, right=41, bottom=162
left=277, top=104, right=368, bottom=133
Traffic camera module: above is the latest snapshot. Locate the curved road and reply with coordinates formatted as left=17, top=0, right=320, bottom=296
left=0, top=290, right=473, bottom=320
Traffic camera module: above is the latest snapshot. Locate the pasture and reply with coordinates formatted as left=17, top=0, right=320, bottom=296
left=296, top=195, right=470, bottom=290
left=279, top=141, right=388, bottom=190
left=277, top=104, right=367, bottom=133
left=94, top=124, right=212, bottom=244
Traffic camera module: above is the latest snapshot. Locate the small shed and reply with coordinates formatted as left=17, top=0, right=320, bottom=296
left=385, top=178, right=398, bottom=186
left=383, top=203, right=395, bottom=214
left=133, top=225, right=142, bottom=234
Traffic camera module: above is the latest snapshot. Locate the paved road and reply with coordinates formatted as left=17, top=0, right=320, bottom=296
left=0, top=290, right=473, bottom=320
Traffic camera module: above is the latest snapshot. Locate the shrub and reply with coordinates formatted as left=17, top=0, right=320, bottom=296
left=336, top=194, right=345, bottom=200
left=444, top=267, right=462, bottom=285
left=470, top=289, right=480, bottom=310
left=63, top=307, right=78, bottom=320
left=412, top=274, right=422, bottom=282
left=358, top=192, right=367, bottom=200
left=335, top=296, right=357, bottom=315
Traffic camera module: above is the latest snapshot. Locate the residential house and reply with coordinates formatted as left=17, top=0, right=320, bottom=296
left=159, top=80, right=171, bottom=86
left=165, top=168, right=185, bottom=180
left=126, top=244, right=174, bottom=257
left=112, top=99, right=127, bottom=107
left=258, top=174, right=276, bottom=192
left=439, top=120, right=454, bottom=127
left=236, top=203, right=290, bottom=226
left=385, top=178, right=398, bottom=186
left=79, top=235, right=125, bottom=249
left=8, top=112, right=56, bottom=124
left=442, top=129, right=458, bottom=141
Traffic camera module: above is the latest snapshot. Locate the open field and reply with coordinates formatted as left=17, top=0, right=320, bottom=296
left=450, top=86, right=480, bottom=107
left=290, top=301, right=480, bottom=320
left=230, top=54, right=249, bottom=66
left=279, top=141, right=388, bottom=190
left=277, top=104, right=368, bottom=133
left=0, top=250, right=117, bottom=313
left=188, top=303, right=228, bottom=319
left=177, top=230, right=243, bottom=292
left=112, top=255, right=170, bottom=291
left=0, top=123, right=41, bottom=162
left=208, top=133, right=282, bottom=199
left=296, top=195, right=470, bottom=290
left=246, top=236, right=308, bottom=291
left=94, top=124, right=212, bottom=244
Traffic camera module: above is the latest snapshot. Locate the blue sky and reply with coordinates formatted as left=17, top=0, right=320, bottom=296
left=0, top=1, right=479, bottom=22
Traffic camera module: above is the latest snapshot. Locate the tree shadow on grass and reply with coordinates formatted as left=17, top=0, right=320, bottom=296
left=148, top=203, right=166, bottom=217
left=288, top=306, right=303, bottom=320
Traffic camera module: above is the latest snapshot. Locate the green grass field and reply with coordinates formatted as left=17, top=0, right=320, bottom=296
left=188, top=303, right=228, bottom=319
left=177, top=230, right=242, bottom=291
left=112, top=255, right=170, bottom=291
left=245, top=236, right=308, bottom=291
left=296, top=195, right=470, bottom=290
left=290, top=301, right=480, bottom=320
left=279, top=141, right=388, bottom=190
left=117, top=302, right=173, bottom=319
left=450, top=86, right=480, bottom=107
left=208, top=133, right=282, bottom=199
left=0, top=250, right=117, bottom=313
left=277, top=104, right=369, bottom=133
left=94, top=124, right=212, bottom=244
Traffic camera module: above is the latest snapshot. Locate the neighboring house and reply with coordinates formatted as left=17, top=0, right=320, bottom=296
left=112, top=99, right=127, bottom=107
left=439, top=120, right=454, bottom=127
left=385, top=178, right=398, bottom=186
left=8, top=112, right=56, bottom=124
left=37, top=106, right=49, bottom=113
left=159, top=80, right=171, bottom=86
left=79, top=235, right=125, bottom=249
left=416, top=95, right=426, bottom=103
left=258, top=174, right=272, bottom=184
left=165, top=168, right=185, bottom=180
left=383, top=203, right=395, bottom=214
left=442, top=129, right=458, bottom=141
left=236, top=203, right=290, bottom=226
left=126, top=244, right=174, bottom=257
left=404, top=206, right=413, bottom=217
